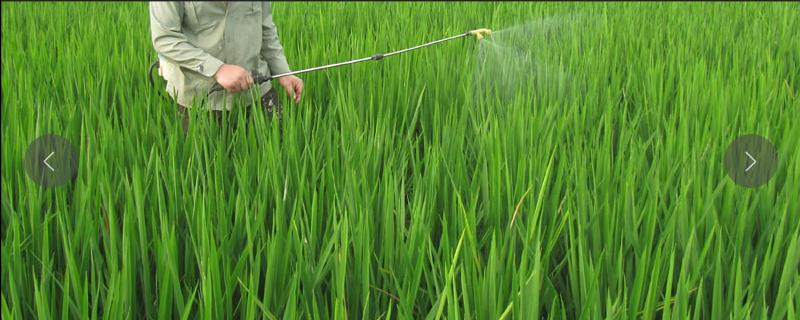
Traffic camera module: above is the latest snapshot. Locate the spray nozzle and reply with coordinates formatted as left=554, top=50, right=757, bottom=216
left=468, top=28, right=493, bottom=40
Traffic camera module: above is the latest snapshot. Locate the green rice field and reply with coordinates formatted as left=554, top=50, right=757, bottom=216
left=2, top=2, right=799, bottom=319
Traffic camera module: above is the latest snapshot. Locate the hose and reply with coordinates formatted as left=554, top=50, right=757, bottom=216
left=148, top=58, right=168, bottom=99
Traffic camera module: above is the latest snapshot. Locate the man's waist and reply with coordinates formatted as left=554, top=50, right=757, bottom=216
left=166, top=76, right=274, bottom=111
left=159, top=58, right=270, bottom=82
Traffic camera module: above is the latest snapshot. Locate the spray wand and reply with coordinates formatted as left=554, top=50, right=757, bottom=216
left=148, top=28, right=491, bottom=95
left=207, top=28, right=492, bottom=93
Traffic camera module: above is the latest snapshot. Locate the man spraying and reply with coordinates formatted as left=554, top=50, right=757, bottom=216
left=149, top=2, right=304, bottom=134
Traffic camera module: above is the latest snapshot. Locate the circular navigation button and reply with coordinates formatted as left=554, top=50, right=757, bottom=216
left=723, top=134, right=778, bottom=188
left=23, top=134, right=79, bottom=187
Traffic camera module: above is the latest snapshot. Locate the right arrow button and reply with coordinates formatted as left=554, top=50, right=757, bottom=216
left=724, top=134, right=778, bottom=188
left=744, top=151, right=757, bottom=172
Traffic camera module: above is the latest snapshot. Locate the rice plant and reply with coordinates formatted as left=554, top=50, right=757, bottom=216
left=2, top=2, right=799, bottom=319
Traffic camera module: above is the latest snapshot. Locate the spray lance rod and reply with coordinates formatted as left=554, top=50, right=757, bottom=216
left=206, top=28, right=492, bottom=94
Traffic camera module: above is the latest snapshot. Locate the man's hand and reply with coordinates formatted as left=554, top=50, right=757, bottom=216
left=278, top=75, right=304, bottom=103
left=213, top=64, right=254, bottom=93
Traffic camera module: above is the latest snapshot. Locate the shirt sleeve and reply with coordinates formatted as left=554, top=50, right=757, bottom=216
left=149, top=2, right=224, bottom=78
left=261, top=2, right=292, bottom=75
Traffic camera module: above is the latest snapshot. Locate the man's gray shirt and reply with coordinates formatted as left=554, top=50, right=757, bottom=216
left=150, top=2, right=291, bottom=110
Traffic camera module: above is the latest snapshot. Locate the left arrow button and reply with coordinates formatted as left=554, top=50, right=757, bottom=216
left=44, top=151, right=56, bottom=172
left=24, top=134, right=78, bottom=187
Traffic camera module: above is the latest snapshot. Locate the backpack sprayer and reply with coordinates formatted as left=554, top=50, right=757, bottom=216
left=148, top=28, right=492, bottom=95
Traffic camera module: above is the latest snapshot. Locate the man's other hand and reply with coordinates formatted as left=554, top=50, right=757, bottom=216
left=278, top=75, right=304, bottom=103
left=213, top=64, right=254, bottom=93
